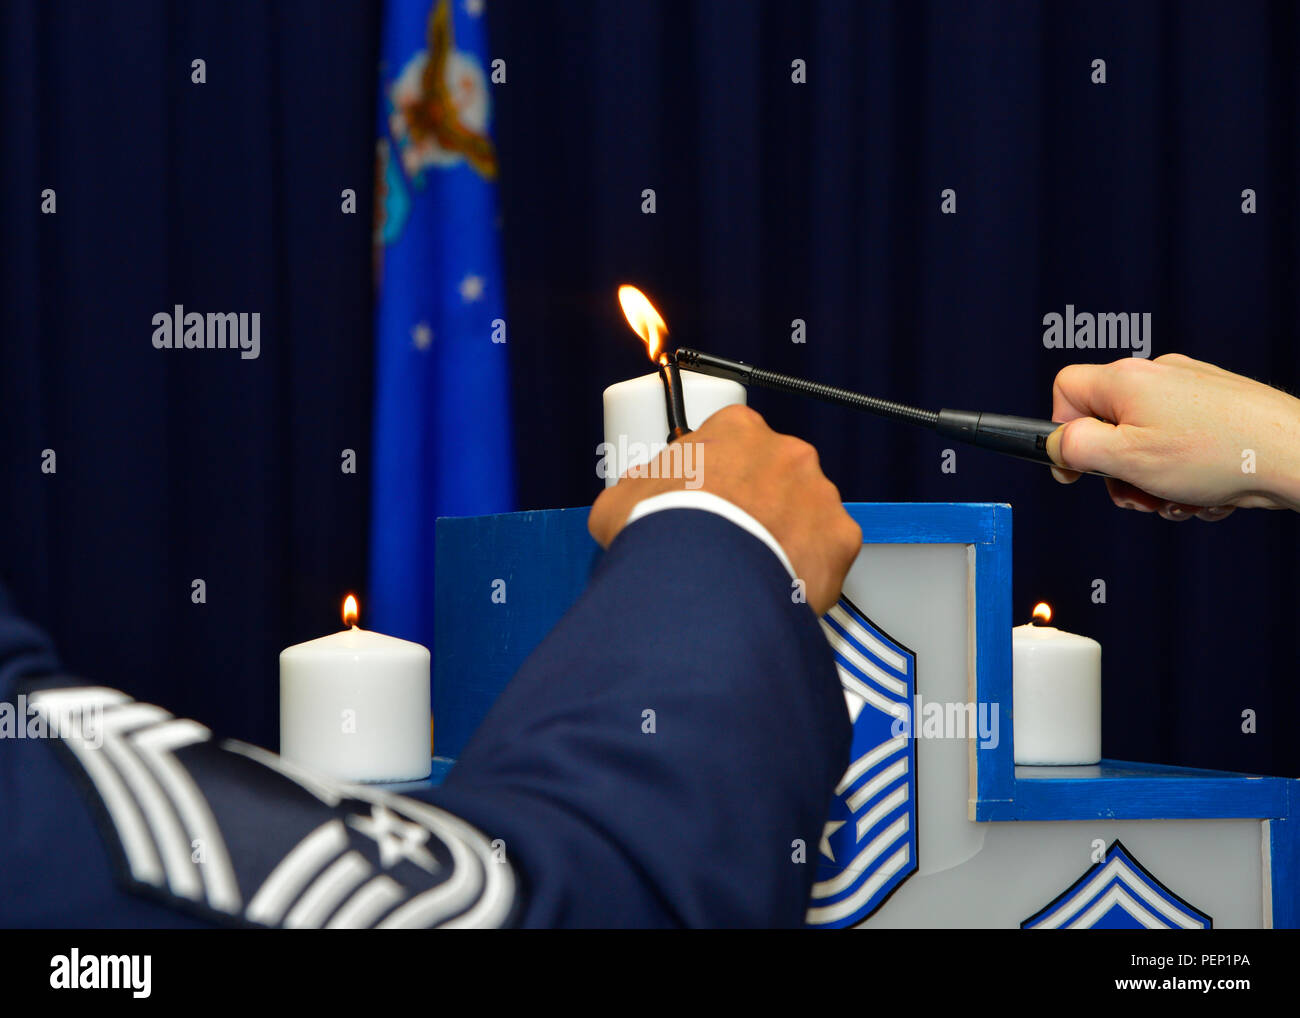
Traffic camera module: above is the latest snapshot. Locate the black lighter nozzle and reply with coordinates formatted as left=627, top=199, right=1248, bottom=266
left=675, top=348, right=754, bottom=384
left=658, top=354, right=693, bottom=442
left=936, top=409, right=1060, bottom=466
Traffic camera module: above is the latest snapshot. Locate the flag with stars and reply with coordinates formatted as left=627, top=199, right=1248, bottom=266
left=370, top=0, right=514, bottom=651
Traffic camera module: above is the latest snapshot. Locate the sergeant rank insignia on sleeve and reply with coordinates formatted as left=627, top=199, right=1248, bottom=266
left=23, top=683, right=517, bottom=928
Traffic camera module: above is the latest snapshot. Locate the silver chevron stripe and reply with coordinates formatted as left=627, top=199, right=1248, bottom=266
left=375, top=791, right=515, bottom=930
left=33, top=686, right=516, bottom=929
left=28, top=687, right=164, bottom=887
left=232, top=739, right=515, bottom=929
left=129, top=719, right=241, bottom=913
left=1033, top=857, right=1209, bottom=930
left=284, top=851, right=372, bottom=929
left=80, top=701, right=203, bottom=901
left=325, top=875, right=405, bottom=929
left=246, top=820, right=350, bottom=925
left=29, top=687, right=239, bottom=911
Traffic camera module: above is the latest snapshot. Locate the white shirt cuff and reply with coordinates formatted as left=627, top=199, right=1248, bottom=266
left=621, top=490, right=797, bottom=579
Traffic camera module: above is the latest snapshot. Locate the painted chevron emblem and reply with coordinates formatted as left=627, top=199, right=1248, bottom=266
left=1023, top=840, right=1212, bottom=929
left=806, top=597, right=918, bottom=928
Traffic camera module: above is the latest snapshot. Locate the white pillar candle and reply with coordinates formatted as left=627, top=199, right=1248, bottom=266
left=280, top=598, right=431, bottom=783
left=600, top=371, right=746, bottom=486
left=1012, top=605, right=1101, bottom=765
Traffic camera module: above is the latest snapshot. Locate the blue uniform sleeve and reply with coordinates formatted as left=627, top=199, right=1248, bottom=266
left=0, top=587, right=211, bottom=927
left=0, top=510, right=850, bottom=929
left=0, top=585, right=61, bottom=690
left=425, top=507, right=852, bottom=927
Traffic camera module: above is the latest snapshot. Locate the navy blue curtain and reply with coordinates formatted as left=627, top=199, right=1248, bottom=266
left=1, top=1, right=381, bottom=747
left=490, top=0, right=1300, bottom=776
left=4, top=0, right=1299, bottom=778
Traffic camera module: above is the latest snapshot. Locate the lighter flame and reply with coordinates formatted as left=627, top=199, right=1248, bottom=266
left=1032, top=602, right=1052, bottom=626
left=618, top=285, right=669, bottom=362
left=343, top=594, right=359, bottom=628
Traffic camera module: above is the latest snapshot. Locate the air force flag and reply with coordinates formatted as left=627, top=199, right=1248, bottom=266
left=370, top=0, right=514, bottom=651
left=807, top=598, right=918, bottom=928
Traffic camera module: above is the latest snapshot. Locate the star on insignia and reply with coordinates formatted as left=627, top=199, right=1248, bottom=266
left=347, top=804, right=440, bottom=874
left=819, top=820, right=845, bottom=861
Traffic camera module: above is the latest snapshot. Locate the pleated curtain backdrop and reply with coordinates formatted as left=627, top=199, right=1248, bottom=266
left=3, top=1, right=1298, bottom=775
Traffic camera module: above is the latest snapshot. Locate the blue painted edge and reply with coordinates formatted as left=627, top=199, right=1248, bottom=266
left=840, top=502, right=1014, bottom=809
left=977, top=506, right=1014, bottom=808
left=978, top=767, right=1294, bottom=822
left=1270, top=794, right=1298, bottom=929
left=843, top=501, right=1001, bottom=545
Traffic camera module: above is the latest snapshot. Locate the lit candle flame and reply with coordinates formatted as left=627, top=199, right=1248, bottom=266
left=343, top=594, right=359, bottom=628
left=1031, top=602, right=1052, bottom=626
left=618, top=284, right=669, bottom=363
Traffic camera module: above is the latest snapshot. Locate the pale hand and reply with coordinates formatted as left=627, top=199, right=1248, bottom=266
left=1045, top=353, right=1300, bottom=520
